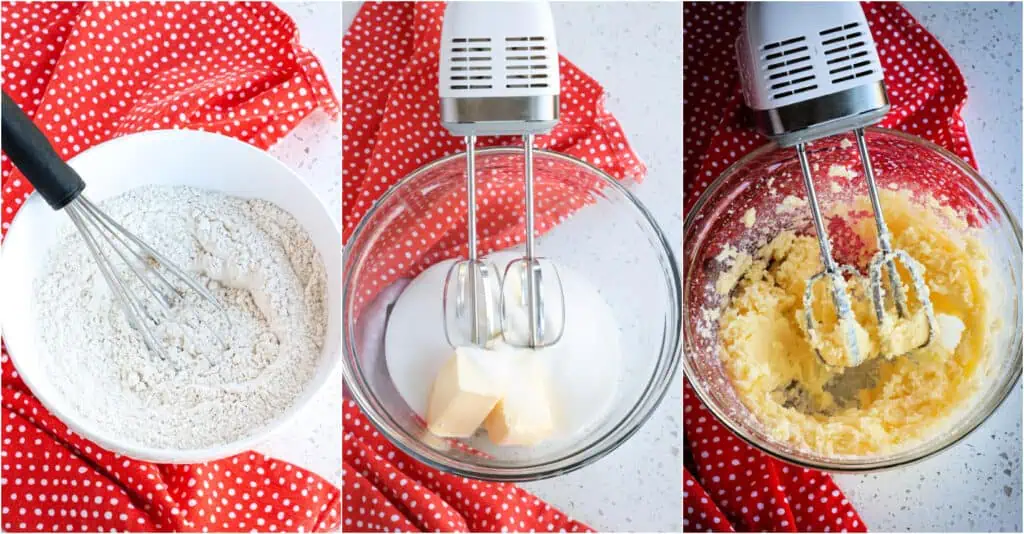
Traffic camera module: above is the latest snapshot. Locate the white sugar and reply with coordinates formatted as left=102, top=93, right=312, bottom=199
left=384, top=251, right=623, bottom=444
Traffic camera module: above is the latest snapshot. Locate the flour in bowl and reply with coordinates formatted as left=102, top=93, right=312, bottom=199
left=34, top=185, right=327, bottom=449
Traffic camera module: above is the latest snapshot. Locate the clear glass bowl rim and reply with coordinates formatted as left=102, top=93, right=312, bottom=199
left=682, top=127, right=1024, bottom=472
left=344, top=147, right=683, bottom=481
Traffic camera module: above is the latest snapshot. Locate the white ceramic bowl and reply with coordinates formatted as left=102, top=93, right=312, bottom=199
left=0, top=129, right=341, bottom=463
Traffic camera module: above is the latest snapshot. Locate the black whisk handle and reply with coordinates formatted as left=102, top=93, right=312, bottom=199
left=1, top=91, right=85, bottom=210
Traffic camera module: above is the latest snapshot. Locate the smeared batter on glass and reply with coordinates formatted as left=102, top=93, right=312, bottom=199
left=716, top=190, right=992, bottom=456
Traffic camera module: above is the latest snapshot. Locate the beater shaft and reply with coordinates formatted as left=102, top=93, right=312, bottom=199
left=523, top=134, right=541, bottom=348
left=466, top=136, right=482, bottom=345
left=796, top=143, right=863, bottom=366
left=855, top=128, right=907, bottom=319
left=796, top=144, right=839, bottom=273
left=524, top=136, right=536, bottom=260
left=466, top=136, right=478, bottom=262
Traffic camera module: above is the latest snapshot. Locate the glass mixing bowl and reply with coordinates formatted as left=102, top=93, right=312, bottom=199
left=683, top=128, right=1022, bottom=471
left=344, top=148, right=680, bottom=481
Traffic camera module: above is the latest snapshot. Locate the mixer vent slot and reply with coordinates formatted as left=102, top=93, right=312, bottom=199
left=447, top=37, right=493, bottom=90
left=505, top=36, right=552, bottom=88
left=760, top=35, right=817, bottom=100
left=819, top=22, right=875, bottom=85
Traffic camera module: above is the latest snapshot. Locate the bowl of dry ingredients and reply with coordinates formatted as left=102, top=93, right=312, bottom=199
left=1, top=129, right=341, bottom=463
left=683, top=128, right=1022, bottom=471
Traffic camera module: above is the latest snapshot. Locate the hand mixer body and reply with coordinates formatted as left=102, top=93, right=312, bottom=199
left=439, top=0, right=560, bottom=137
left=438, top=0, right=565, bottom=349
left=735, top=2, right=937, bottom=366
left=736, top=2, right=888, bottom=147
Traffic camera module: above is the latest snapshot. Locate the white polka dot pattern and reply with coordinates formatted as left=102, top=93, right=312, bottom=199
left=683, top=2, right=976, bottom=215
left=341, top=2, right=647, bottom=532
left=341, top=1, right=645, bottom=246
left=1, top=1, right=339, bottom=236
left=1, top=355, right=341, bottom=533
left=0, top=2, right=341, bottom=532
left=343, top=401, right=591, bottom=533
left=683, top=3, right=980, bottom=532
left=683, top=383, right=864, bottom=533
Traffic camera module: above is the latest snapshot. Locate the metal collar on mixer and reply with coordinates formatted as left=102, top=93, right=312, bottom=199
left=440, top=95, right=560, bottom=136
left=753, top=81, right=890, bottom=147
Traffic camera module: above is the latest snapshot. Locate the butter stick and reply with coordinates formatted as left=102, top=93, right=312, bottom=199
left=426, top=347, right=503, bottom=438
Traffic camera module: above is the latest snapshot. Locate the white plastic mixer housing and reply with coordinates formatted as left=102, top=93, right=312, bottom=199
left=439, top=0, right=560, bottom=137
left=736, top=2, right=889, bottom=147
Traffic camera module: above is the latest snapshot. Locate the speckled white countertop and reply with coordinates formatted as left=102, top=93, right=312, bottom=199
left=518, top=4, right=683, bottom=532
left=251, top=1, right=342, bottom=489
left=341, top=2, right=683, bottom=532
left=832, top=3, right=1023, bottom=532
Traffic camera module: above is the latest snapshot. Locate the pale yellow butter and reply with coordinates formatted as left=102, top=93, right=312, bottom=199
left=879, top=308, right=931, bottom=357
left=426, top=347, right=503, bottom=438
left=935, top=313, right=966, bottom=353
left=742, top=208, right=757, bottom=228
left=716, top=190, right=992, bottom=456
left=484, top=357, right=555, bottom=446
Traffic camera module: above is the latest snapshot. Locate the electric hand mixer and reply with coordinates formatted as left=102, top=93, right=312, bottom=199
left=736, top=2, right=937, bottom=367
left=438, top=0, right=565, bottom=349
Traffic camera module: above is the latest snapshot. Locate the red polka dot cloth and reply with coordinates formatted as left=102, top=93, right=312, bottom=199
left=342, top=2, right=644, bottom=532
left=1, top=2, right=340, bottom=532
left=343, top=401, right=591, bottom=533
left=683, top=2, right=977, bottom=532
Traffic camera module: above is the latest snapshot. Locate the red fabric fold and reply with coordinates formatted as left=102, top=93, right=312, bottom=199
left=1, top=2, right=340, bottom=532
left=343, top=402, right=590, bottom=533
left=341, top=2, right=646, bottom=532
left=683, top=2, right=978, bottom=532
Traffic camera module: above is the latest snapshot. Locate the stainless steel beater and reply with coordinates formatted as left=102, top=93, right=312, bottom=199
left=1, top=92, right=226, bottom=360
left=441, top=134, right=501, bottom=347
left=438, top=0, right=565, bottom=349
left=854, top=128, right=936, bottom=346
left=500, top=133, right=565, bottom=348
left=736, top=2, right=936, bottom=366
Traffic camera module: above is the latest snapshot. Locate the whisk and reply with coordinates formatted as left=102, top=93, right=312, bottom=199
left=736, top=2, right=936, bottom=366
left=1, top=92, right=224, bottom=360
left=438, top=0, right=565, bottom=349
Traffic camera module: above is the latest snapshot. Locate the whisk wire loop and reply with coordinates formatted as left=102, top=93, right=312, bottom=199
left=76, top=198, right=174, bottom=313
left=868, top=248, right=938, bottom=347
left=443, top=259, right=500, bottom=348
left=66, top=199, right=169, bottom=360
left=521, top=263, right=544, bottom=343
left=86, top=197, right=221, bottom=310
